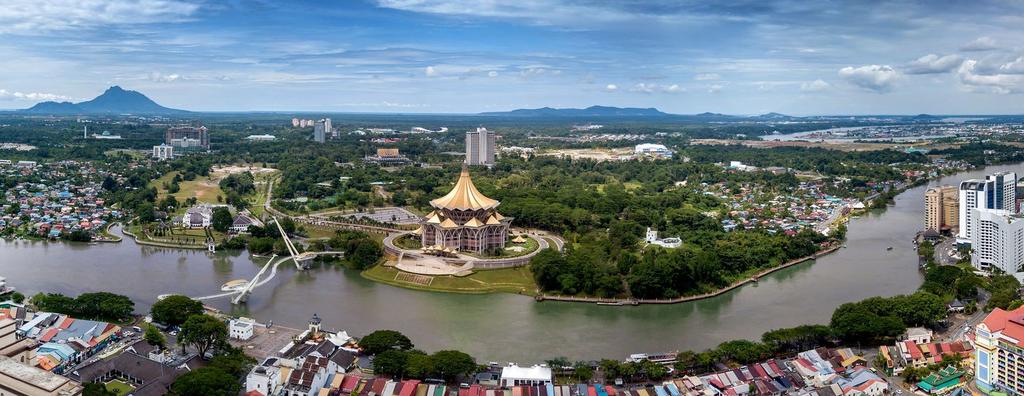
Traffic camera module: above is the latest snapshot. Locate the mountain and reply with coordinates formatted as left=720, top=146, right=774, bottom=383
left=479, top=105, right=670, bottom=117
left=23, top=86, right=186, bottom=115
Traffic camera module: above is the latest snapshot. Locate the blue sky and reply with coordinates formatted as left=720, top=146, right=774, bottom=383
left=1, top=0, right=1024, bottom=114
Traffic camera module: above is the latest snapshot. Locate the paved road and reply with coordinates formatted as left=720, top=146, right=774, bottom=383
left=933, top=237, right=959, bottom=266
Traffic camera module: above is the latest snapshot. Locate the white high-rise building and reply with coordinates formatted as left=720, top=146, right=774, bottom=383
left=969, top=208, right=1024, bottom=275
left=465, top=127, right=495, bottom=166
left=959, top=172, right=1018, bottom=244
left=960, top=179, right=993, bottom=243
left=990, top=171, right=1018, bottom=213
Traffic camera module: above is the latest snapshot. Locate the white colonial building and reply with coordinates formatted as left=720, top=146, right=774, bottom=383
left=152, top=144, right=174, bottom=160
left=229, top=317, right=255, bottom=340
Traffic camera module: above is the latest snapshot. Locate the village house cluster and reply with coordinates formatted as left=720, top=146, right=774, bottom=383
left=0, top=160, right=123, bottom=239
left=697, top=180, right=864, bottom=235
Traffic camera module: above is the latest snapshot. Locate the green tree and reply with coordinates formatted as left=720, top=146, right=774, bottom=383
left=169, top=367, right=241, bottom=396
left=404, top=350, right=434, bottom=379
left=573, top=361, right=593, bottom=382
left=211, top=207, right=233, bottom=233
left=209, top=347, right=257, bottom=377
left=178, top=315, right=228, bottom=360
left=431, top=350, right=476, bottom=382
left=151, top=295, right=204, bottom=327
left=144, top=324, right=166, bottom=350
left=373, top=350, right=409, bottom=377
left=160, top=195, right=179, bottom=211
left=360, top=330, right=414, bottom=355
left=83, top=383, right=116, bottom=396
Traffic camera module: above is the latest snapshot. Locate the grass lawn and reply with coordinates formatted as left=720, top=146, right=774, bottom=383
left=362, top=265, right=537, bottom=295
left=105, top=379, right=135, bottom=395
left=152, top=171, right=225, bottom=206
left=393, top=234, right=422, bottom=249
left=247, top=173, right=278, bottom=219
left=460, top=236, right=539, bottom=259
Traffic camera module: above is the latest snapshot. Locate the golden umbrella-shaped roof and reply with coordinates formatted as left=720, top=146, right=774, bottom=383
left=429, top=165, right=500, bottom=211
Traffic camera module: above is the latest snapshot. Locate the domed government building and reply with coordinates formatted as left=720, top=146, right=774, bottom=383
left=418, top=166, right=512, bottom=255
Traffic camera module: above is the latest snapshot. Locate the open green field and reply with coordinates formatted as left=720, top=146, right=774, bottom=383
left=246, top=172, right=278, bottom=219
left=152, top=171, right=225, bottom=206
left=362, top=265, right=536, bottom=295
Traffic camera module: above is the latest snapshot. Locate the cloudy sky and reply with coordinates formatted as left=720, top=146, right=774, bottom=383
left=2, top=0, right=1024, bottom=114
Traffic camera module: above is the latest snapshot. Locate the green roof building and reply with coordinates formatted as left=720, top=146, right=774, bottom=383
left=917, top=366, right=965, bottom=394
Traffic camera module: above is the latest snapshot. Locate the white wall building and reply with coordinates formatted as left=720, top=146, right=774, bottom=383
left=969, top=208, right=1024, bottom=276
left=466, top=127, right=496, bottom=166
left=500, top=364, right=552, bottom=387
left=246, top=358, right=283, bottom=396
left=229, top=317, right=255, bottom=340
left=152, top=144, right=174, bottom=160
left=182, top=205, right=213, bottom=228
left=245, top=134, right=276, bottom=141
left=634, top=143, right=673, bottom=159
left=961, top=172, right=1019, bottom=244
left=645, top=228, right=682, bottom=248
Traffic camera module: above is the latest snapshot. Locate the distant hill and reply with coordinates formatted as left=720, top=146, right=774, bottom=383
left=23, top=86, right=186, bottom=115
left=479, top=105, right=670, bottom=117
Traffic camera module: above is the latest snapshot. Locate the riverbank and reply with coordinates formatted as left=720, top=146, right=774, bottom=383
left=361, top=264, right=536, bottom=295
left=120, top=226, right=210, bottom=250
left=538, top=244, right=843, bottom=305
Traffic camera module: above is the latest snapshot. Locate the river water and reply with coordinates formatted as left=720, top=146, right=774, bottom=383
left=0, top=163, right=1016, bottom=362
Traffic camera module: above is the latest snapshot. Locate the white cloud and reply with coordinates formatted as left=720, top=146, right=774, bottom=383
left=519, top=67, right=547, bottom=78
left=707, top=84, right=723, bottom=93
left=0, top=89, right=71, bottom=102
left=905, top=54, right=963, bottom=75
left=960, top=36, right=998, bottom=52
left=374, top=0, right=636, bottom=26
left=424, top=66, right=438, bottom=77
left=487, top=71, right=498, bottom=77
left=999, top=56, right=1024, bottom=74
left=0, top=0, right=200, bottom=35
left=605, top=84, right=618, bottom=91
left=148, top=72, right=182, bottom=83
left=958, top=59, right=1024, bottom=94
left=800, top=79, right=831, bottom=92
left=629, top=83, right=684, bottom=94
left=695, top=73, right=720, bottom=81
left=838, top=65, right=899, bottom=93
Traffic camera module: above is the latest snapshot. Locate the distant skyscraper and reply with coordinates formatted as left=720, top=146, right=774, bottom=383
left=465, top=127, right=495, bottom=166
left=292, top=118, right=300, bottom=127
left=313, top=119, right=330, bottom=143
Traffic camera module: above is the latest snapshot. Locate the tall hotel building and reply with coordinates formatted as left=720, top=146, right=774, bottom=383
left=165, top=126, right=209, bottom=150
left=976, top=306, right=1024, bottom=394
left=924, top=186, right=958, bottom=233
left=465, top=127, right=496, bottom=166
left=959, top=172, right=1017, bottom=244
